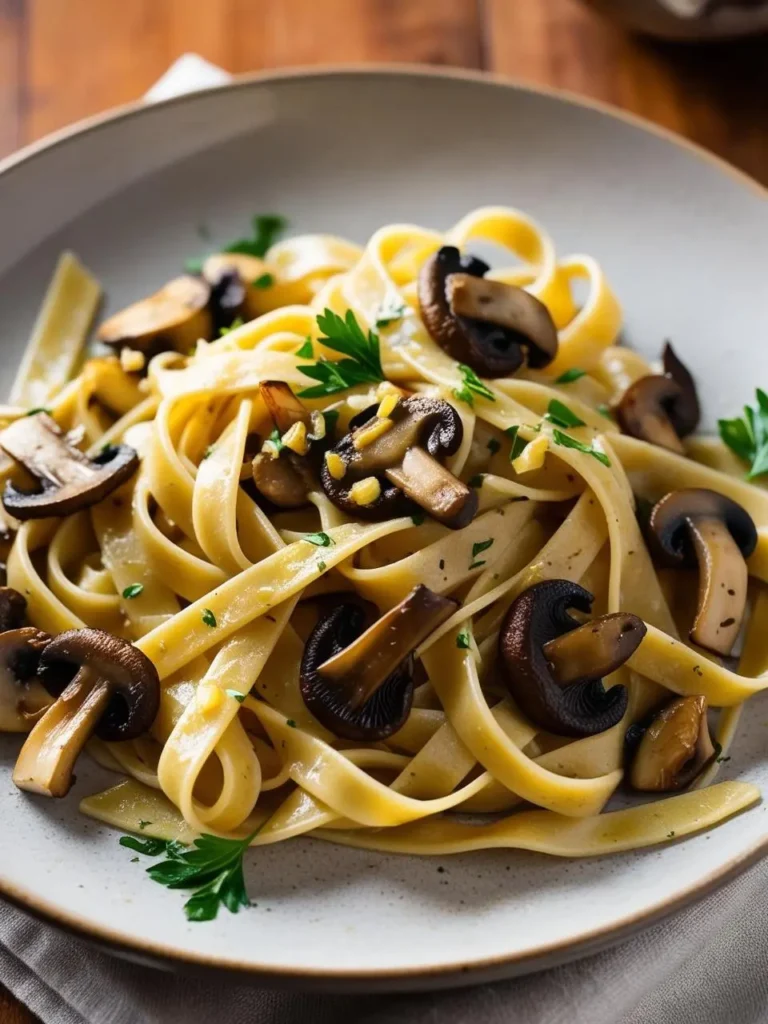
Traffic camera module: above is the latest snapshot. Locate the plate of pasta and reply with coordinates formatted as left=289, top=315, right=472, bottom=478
left=0, top=67, right=766, bottom=988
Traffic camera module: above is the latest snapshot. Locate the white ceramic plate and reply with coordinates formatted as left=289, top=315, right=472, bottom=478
left=0, top=67, right=766, bottom=991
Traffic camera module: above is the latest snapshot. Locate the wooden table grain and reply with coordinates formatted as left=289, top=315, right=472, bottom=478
left=0, top=0, right=765, bottom=1020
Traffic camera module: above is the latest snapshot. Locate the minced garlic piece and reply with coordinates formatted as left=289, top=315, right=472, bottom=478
left=350, top=477, right=382, bottom=506
left=325, top=452, right=346, bottom=480
left=197, top=684, right=223, bottom=714
left=309, top=410, right=326, bottom=440
left=120, top=348, right=145, bottom=373
left=512, top=434, right=548, bottom=474
left=377, top=393, right=399, bottom=419
left=281, top=421, right=309, bottom=455
left=353, top=417, right=393, bottom=450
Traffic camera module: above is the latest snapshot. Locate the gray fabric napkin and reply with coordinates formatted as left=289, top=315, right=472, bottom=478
left=2, top=57, right=768, bottom=1024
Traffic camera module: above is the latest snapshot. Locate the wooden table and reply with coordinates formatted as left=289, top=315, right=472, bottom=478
left=0, top=0, right=765, bottom=1020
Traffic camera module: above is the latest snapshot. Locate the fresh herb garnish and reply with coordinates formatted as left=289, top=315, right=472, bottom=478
left=322, top=409, right=340, bottom=436
left=202, top=445, right=215, bottom=460
left=225, top=689, right=246, bottom=703
left=253, top=272, right=274, bottom=289
left=551, top=429, right=611, bottom=467
left=268, top=428, right=285, bottom=453
left=297, top=309, right=383, bottom=398
left=225, top=214, right=286, bottom=259
left=218, top=317, right=244, bottom=337
left=469, top=538, right=493, bottom=570
left=718, top=390, right=768, bottom=478
left=375, top=297, right=406, bottom=328
left=296, top=338, right=314, bottom=359
left=139, top=820, right=152, bottom=830
left=122, top=583, right=144, bottom=600
left=505, top=425, right=527, bottom=461
left=411, top=511, right=426, bottom=526
left=487, top=438, right=501, bottom=456
left=305, top=532, right=334, bottom=547
left=555, top=368, right=587, bottom=384
left=26, top=407, right=52, bottom=416
left=453, top=364, right=495, bottom=407
left=286, top=719, right=297, bottom=728
left=202, top=608, right=217, bottom=628
left=456, top=630, right=471, bottom=649
left=545, top=399, right=586, bottom=429
left=598, top=404, right=614, bottom=420
left=121, top=829, right=260, bottom=921
left=317, top=560, right=327, bottom=572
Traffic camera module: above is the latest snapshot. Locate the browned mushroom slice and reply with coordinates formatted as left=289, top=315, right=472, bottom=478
left=630, top=695, right=715, bottom=792
left=649, top=489, right=757, bottom=655
left=616, top=375, right=686, bottom=453
left=418, top=246, right=558, bottom=378
left=0, top=413, right=138, bottom=520
left=0, top=586, right=27, bottom=632
left=97, top=275, right=212, bottom=353
left=13, top=628, right=160, bottom=797
left=203, top=253, right=268, bottom=326
left=321, top=395, right=477, bottom=528
left=499, top=580, right=644, bottom=737
left=662, top=342, right=699, bottom=436
left=251, top=451, right=311, bottom=509
left=300, top=586, right=457, bottom=740
left=0, top=627, right=52, bottom=732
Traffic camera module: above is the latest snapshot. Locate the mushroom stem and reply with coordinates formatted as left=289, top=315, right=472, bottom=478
left=385, top=447, right=476, bottom=528
left=13, top=667, right=110, bottom=797
left=317, top=586, right=456, bottom=709
left=543, top=612, right=647, bottom=686
left=688, top=516, right=748, bottom=655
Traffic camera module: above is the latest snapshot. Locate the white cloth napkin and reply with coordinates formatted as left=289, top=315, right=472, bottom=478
left=2, top=56, right=768, bottom=1024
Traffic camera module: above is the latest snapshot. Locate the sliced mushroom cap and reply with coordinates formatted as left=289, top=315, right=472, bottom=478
left=649, top=489, right=757, bottom=655
left=630, top=695, right=715, bottom=791
left=499, top=580, right=645, bottom=737
left=0, top=413, right=138, bottom=520
left=321, top=395, right=477, bottom=528
left=662, top=342, right=700, bottom=437
left=13, top=628, right=160, bottom=797
left=252, top=451, right=312, bottom=509
left=0, top=627, right=52, bottom=732
left=97, top=275, right=212, bottom=353
left=616, top=375, right=686, bottom=453
left=203, top=253, right=268, bottom=327
left=418, top=246, right=558, bottom=378
left=300, top=585, right=457, bottom=741
left=250, top=381, right=324, bottom=509
left=0, top=586, right=27, bottom=632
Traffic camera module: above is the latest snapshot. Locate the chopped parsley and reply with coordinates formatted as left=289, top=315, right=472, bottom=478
left=545, top=399, right=586, bottom=429
left=297, top=309, right=383, bottom=398
left=26, top=407, right=52, bottom=416
left=551, top=429, right=611, bottom=467
left=225, top=214, right=286, bottom=259
left=218, top=316, right=244, bottom=337
left=487, top=438, right=501, bottom=456
left=317, top=560, right=327, bottom=572
left=202, top=445, right=215, bottom=460
left=453, top=364, right=495, bottom=407
left=268, top=428, right=285, bottom=453
left=411, top=511, right=426, bottom=526
left=225, top=689, right=246, bottom=703
left=322, top=409, right=340, bottom=436
left=120, top=828, right=261, bottom=921
left=252, top=272, right=274, bottom=288
left=718, top=389, right=768, bottom=478
left=555, top=368, right=587, bottom=384
left=375, top=296, right=406, bottom=328
left=202, top=608, right=217, bottom=628
left=296, top=338, right=314, bottom=359
left=469, top=538, right=493, bottom=570
left=286, top=719, right=297, bottom=728
left=139, top=820, right=152, bottom=830
left=505, top=425, right=527, bottom=462
left=456, top=630, right=471, bottom=649
left=304, top=532, right=334, bottom=547
left=666, top=831, right=676, bottom=839
left=122, top=583, right=144, bottom=600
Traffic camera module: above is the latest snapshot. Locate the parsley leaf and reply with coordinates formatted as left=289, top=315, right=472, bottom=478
left=122, top=829, right=260, bottom=921
left=297, top=309, right=384, bottom=398
left=718, top=390, right=768, bottom=479
left=122, top=583, right=144, bottom=600
left=225, top=214, right=286, bottom=259
left=375, top=296, right=406, bottom=328
left=545, top=399, right=586, bottom=429
left=225, top=689, right=246, bottom=703
left=296, top=338, right=314, bottom=359
left=505, top=425, right=528, bottom=462
left=411, top=510, right=426, bottom=526
left=268, top=428, right=284, bottom=453
left=253, top=272, right=274, bottom=288
left=202, top=608, right=217, bottom=628
left=26, top=407, right=52, bottom=416
left=469, top=537, right=493, bottom=569
left=552, top=429, right=611, bottom=467
left=218, top=316, right=244, bottom=337
left=317, top=560, right=327, bottom=572
left=322, top=409, right=340, bottom=436
left=453, top=364, right=495, bottom=407
left=555, top=368, right=587, bottom=384
left=456, top=630, right=471, bottom=650
left=203, top=445, right=215, bottom=460
left=305, top=532, right=333, bottom=547
left=286, top=719, right=297, bottom=728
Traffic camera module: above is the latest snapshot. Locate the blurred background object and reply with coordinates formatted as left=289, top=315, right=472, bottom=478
left=585, top=0, right=768, bottom=40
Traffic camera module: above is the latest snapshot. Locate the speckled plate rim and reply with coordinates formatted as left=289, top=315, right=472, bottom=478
left=0, top=64, right=765, bottom=991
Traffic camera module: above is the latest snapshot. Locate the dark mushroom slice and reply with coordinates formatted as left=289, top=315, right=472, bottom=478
left=252, top=451, right=313, bottom=509
left=321, top=395, right=477, bottom=528
left=418, top=245, right=558, bottom=378
left=499, top=580, right=644, bottom=737
left=0, top=627, right=52, bottom=732
left=630, top=695, right=715, bottom=792
left=97, top=275, right=213, bottom=353
left=0, top=586, right=27, bottom=632
left=649, top=489, right=757, bottom=655
left=0, top=413, right=138, bottom=520
left=13, top=628, right=160, bottom=797
left=616, top=375, right=687, bottom=453
left=662, top=342, right=699, bottom=437
left=202, top=253, right=269, bottom=328
left=300, top=585, right=457, bottom=741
